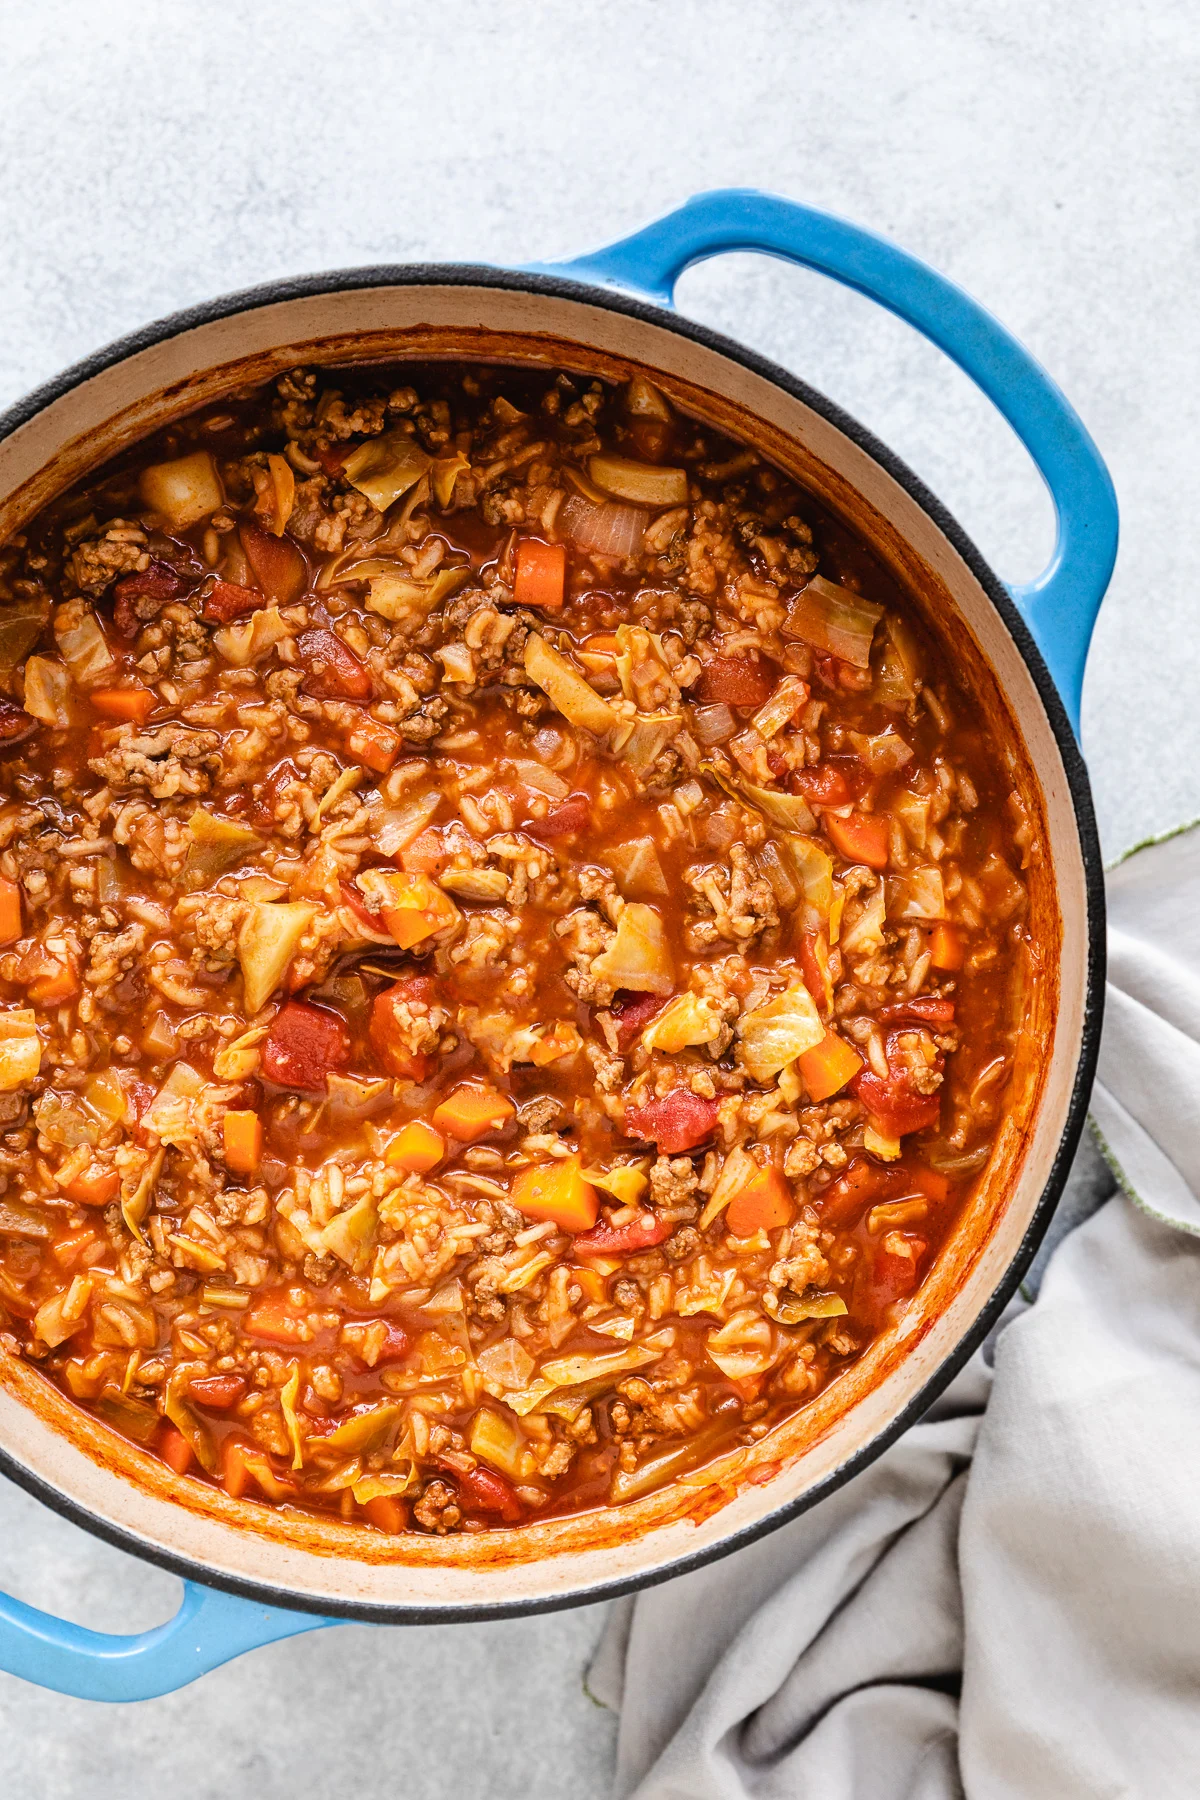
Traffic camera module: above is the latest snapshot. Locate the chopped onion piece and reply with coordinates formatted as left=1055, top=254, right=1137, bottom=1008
left=784, top=575, right=884, bottom=669
left=560, top=494, right=648, bottom=559
left=691, top=703, right=735, bottom=747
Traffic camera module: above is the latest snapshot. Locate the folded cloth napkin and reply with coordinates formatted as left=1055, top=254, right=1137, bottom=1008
left=589, top=823, right=1200, bottom=1800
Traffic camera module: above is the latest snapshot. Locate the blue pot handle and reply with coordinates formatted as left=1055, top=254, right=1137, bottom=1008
left=0, top=1576, right=337, bottom=1701
left=535, top=187, right=1118, bottom=734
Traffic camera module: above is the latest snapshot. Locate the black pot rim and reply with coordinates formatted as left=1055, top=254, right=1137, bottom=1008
left=0, top=262, right=1105, bottom=1628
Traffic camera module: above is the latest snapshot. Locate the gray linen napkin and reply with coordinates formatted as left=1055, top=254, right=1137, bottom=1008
left=589, top=824, right=1200, bottom=1800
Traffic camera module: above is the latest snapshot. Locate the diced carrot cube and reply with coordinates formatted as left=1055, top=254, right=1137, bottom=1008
left=432, top=1085, right=516, bottom=1144
left=51, top=1226, right=98, bottom=1266
left=221, top=1437, right=292, bottom=1501
left=825, top=811, right=890, bottom=870
left=513, top=539, right=567, bottom=611
left=222, top=1109, right=262, bottom=1175
left=378, top=872, right=459, bottom=949
left=797, top=1030, right=864, bottom=1102
left=399, top=829, right=445, bottom=874
left=929, top=924, right=964, bottom=970
left=726, top=1166, right=793, bottom=1237
left=220, top=1435, right=253, bottom=1499
left=362, top=1494, right=406, bottom=1534
left=63, top=1164, right=120, bottom=1208
left=569, top=1264, right=609, bottom=1305
left=26, top=949, right=80, bottom=1004
left=386, top=1121, right=445, bottom=1173
left=90, top=687, right=155, bottom=724
left=510, top=1155, right=599, bottom=1233
left=244, top=1292, right=314, bottom=1345
left=345, top=716, right=403, bottom=774
left=159, top=1424, right=195, bottom=1476
left=0, top=877, right=22, bottom=946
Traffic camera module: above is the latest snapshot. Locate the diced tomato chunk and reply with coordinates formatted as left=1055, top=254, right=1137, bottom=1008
left=187, top=1372, right=248, bottom=1409
left=851, top=1056, right=942, bottom=1138
left=0, top=874, right=25, bottom=947
left=624, top=1089, right=718, bottom=1153
left=0, top=697, right=35, bottom=745
left=202, top=579, right=261, bottom=623
left=868, top=1234, right=927, bottom=1311
left=793, top=763, right=853, bottom=806
left=341, top=1317, right=410, bottom=1367
left=261, top=1000, right=352, bottom=1093
left=113, top=561, right=182, bottom=635
left=609, top=990, right=665, bottom=1051
left=875, top=997, right=956, bottom=1028
left=531, top=793, right=592, bottom=839
left=574, top=1211, right=671, bottom=1257
left=316, top=442, right=353, bottom=476
left=798, top=929, right=832, bottom=1015
left=399, top=829, right=445, bottom=874
left=297, top=627, right=373, bottom=701
left=63, top=1164, right=120, bottom=1207
left=449, top=1461, right=524, bottom=1523
left=369, top=980, right=438, bottom=1081
left=239, top=519, right=306, bottom=604
left=697, top=653, right=778, bottom=708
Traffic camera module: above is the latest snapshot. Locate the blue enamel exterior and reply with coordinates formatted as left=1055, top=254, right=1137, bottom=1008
left=534, top=188, right=1119, bottom=735
left=0, top=189, right=1115, bottom=1698
left=0, top=1578, right=335, bottom=1701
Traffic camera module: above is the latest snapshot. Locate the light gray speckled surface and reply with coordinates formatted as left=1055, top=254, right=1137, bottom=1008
left=0, top=0, right=1191, bottom=1792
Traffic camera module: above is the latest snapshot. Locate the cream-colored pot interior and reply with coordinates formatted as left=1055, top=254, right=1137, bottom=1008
left=0, top=279, right=1090, bottom=1616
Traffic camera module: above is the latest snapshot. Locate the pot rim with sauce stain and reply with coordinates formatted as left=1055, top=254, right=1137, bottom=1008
left=0, top=189, right=1115, bottom=1700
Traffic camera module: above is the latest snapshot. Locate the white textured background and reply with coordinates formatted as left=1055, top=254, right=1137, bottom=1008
left=0, top=1, right=1191, bottom=1794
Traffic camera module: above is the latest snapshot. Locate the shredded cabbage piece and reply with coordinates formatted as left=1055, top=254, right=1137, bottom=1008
left=784, top=574, right=884, bottom=668
left=737, top=983, right=824, bottom=1082
left=591, top=903, right=673, bottom=995
left=341, top=431, right=432, bottom=511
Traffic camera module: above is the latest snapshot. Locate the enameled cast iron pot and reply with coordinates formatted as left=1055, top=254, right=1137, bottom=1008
left=0, top=190, right=1117, bottom=1699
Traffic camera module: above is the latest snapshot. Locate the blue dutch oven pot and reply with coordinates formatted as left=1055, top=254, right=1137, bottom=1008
left=0, top=189, right=1116, bottom=1698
